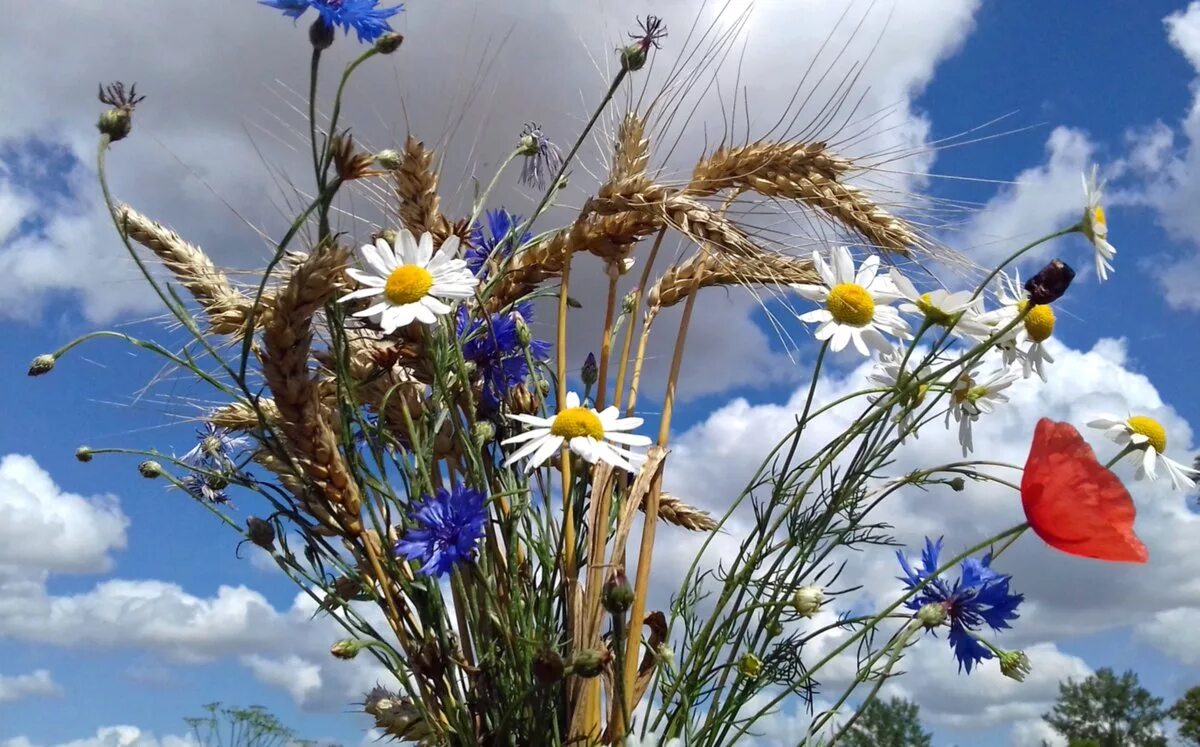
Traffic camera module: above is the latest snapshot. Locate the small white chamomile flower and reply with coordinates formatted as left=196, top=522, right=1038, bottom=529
left=889, top=270, right=991, bottom=341
left=792, top=246, right=908, bottom=356
left=502, top=392, right=652, bottom=474
left=947, top=364, right=1019, bottom=456
left=1081, top=165, right=1117, bottom=282
left=339, top=229, right=477, bottom=333
left=983, top=271, right=1056, bottom=382
left=1087, top=414, right=1198, bottom=491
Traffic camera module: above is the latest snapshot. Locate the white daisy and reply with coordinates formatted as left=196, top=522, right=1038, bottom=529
left=982, top=271, right=1056, bottom=382
left=792, top=247, right=908, bottom=356
left=1087, top=414, right=1198, bottom=491
left=339, top=230, right=477, bottom=333
left=1081, top=165, right=1117, bottom=281
left=889, top=270, right=992, bottom=341
left=868, top=346, right=930, bottom=439
left=502, top=391, right=652, bottom=474
left=946, top=364, right=1019, bottom=456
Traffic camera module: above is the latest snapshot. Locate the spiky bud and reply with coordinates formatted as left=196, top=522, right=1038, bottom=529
left=581, top=352, right=598, bottom=390
left=375, top=149, right=404, bottom=171
left=472, top=420, right=496, bottom=447
left=948, top=477, right=966, bottom=492
left=28, top=354, right=56, bottom=377
left=374, top=32, right=404, bottom=54
left=737, top=653, right=762, bottom=679
left=75, top=446, right=94, bottom=463
left=569, top=648, right=610, bottom=678
left=138, top=460, right=163, bottom=479
left=791, top=586, right=824, bottom=618
left=97, top=109, right=132, bottom=141
left=603, top=569, right=634, bottom=614
left=246, top=517, right=276, bottom=551
left=999, top=650, right=1032, bottom=682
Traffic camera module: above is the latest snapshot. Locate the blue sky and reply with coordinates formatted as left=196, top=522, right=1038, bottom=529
left=2, top=1, right=1200, bottom=746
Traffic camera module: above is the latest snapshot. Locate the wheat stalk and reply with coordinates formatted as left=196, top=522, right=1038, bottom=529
left=648, top=248, right=819, bottom=310
left=392, top=135, right=452, bottom=242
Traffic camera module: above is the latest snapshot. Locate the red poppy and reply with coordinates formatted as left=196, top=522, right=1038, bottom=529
left=1021, top=418, right=1148, bottom=563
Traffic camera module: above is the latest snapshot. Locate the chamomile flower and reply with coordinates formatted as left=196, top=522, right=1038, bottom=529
left=792, top=247, right=908, bottom=356
left=339, top=230, right=477, bottom=334
left=1087, top=414, right=1198, bottom=491
left=889, top=270, right=991, bottom=340
left=984, top=271, right=1056, bottom=382
left=502, top=392, right=651, bottom=474
left=1081, top=166, right=1117, bottom=281
left=868, top=347, right=929, bottom=438
left=947, top=364, right=1019, bottom=456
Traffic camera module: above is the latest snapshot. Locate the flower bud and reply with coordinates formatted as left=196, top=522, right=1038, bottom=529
left=916, top=602, right=947, bottom=629
left=621, top=289, right=638, bottom=315
left=97, top=109, right=132, bottom=142
left=532, top=649, right=565, bottom=683
left=75, top=446, right=94, bottom=463
left=375, top=149, right=404, bottom=170
left=374, top=229, right=398, bottom=247
left=566, top=296, right=583, bottom=309
left=309, top=19, right=335, bottom=50
left=764, top=620, right=783, bottom=638
left=602, top=569, right=634, bottom=614
left=999, top=650, right=1031, bottom=682
left=581, top=352, right=598, bottom=390
left=737, top=653, right=762, bottom=678
left=791, top=586, right=824, bottom=618
left=1024, top=259, right=1075, bottom=305
left=569, top=648, right=610, bottom=678
left=138, top=460, right=163, bottom=479
left=28, top=354, right=56, bottom=377
left=514, top=315, right=533, bottom=347
left=374, top=32, right=404, bottom=54
left=331, top=638, right=365, bottom=660
left=621, top=44, right=648, bottom=72
left=472, top=420, right=496, bottom=447
left=948, top=477, right=966, bottom=492
left=246, top=517, right=276, bottom=551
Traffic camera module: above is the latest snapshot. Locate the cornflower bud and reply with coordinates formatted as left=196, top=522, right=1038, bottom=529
left=75, top=446, right=94, bottom=463
left=246, top=517, right=276, bottom=551
left=309, top=19, right=335, bottom=49
left=375, top=149, right=403, bottom=170
left=581, top=352, right=598, bottom=390
left=28, top=354, right=56, bottom=376
left=603, top=568, right=634, bottom=614
left=532, top=649, right=565, bottom=683
left=948, top=477, right=966, bottom=492
left=737, top=653, right=762, bottom=678
left=473, top=421, right=496, bottom=446
left=570, top=648, right=610, bottom=678
left=138, top=460, right=163, bottom=479
left=374, top=32, right=404, bottom=54
left=331, top=638, right=365, bottom=660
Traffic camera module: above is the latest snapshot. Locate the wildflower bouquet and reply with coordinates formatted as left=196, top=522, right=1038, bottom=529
left=34, top=3, right=1198, bottom=746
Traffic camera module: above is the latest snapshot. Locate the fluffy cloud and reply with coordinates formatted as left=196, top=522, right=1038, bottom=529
left=0, top=669, right=62, bottom=704
left=2, top=727, right=197, bottom=747
left=0, top=454, right=128, bottom=573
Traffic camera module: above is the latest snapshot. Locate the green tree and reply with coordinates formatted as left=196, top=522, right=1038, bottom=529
left=1170, top=685, right=1200, bottom=745
left=840, top=696, right=933, bottom=747
left=1043, top=668, right=1168, bottom=747
left=185, top=703, right=323, bottom=747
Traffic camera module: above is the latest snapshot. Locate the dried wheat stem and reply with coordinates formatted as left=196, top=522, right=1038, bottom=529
left=116, top=204, right=274, bottom=335
left=613, top=227, right=667, bottom=413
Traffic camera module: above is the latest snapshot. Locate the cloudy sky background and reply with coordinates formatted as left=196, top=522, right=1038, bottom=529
left=2, top=0, right=1200, bottom=745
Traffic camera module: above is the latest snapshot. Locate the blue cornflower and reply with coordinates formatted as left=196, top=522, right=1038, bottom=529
left=395, top=486, right=488, bottom=577
left=896, top=537, right=1023, bottom=673
left=181, top=424, right=247, bottom=472
left=517, top=123, right=564, bottom=189
left=182, top=472, right=231, bottom=505
left=259, top=0, right=403, bottom=43
left=466, top=209, right=531, bottom=278
left=457, top=302, right=550, bottom=411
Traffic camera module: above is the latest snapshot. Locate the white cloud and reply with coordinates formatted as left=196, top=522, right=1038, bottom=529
left=3, top=727, right=198, bottom=747
left=957, top=126, right=1095, bottom=269
left=0, top=669, right=62, bottom=704
left=1153, top=247, right=1200, bottom=312
left=1010, top=718, right=1067, bottom=747
left=0, top=454, right=128, bottom=573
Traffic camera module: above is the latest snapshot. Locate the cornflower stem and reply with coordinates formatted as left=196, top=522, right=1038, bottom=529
left=622, top=274, right=703, bottom=718
left=614, top=227, right=667, bottom=412
left=966, top=225, right=1079, bottom=303
left=469, top=148, right=522, bottom=227
left=611, top=610, right=633, bottom=737
left=596, top=263, right=622, bottom=409
left=820, top=621, right=924, bottom=745
left=308, top=48, right=322, bottom=184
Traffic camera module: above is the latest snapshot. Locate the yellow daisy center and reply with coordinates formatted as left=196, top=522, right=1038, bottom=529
left=1092, top=205, right=1107, bottom=230
left=917, top=292, right=957, bottom=327
left=827, top=283, right=875, bottom=326
left=1021, top=302, right=1055, bottom=342
left=1127, top=415, right=1167, bottom=454
left=384, top=265, right=434, bottom=305
left=550, top=407, right=605, bottom=440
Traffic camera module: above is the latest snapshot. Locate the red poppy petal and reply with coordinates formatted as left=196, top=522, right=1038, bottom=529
left=1021, top=418, right=1148, bottom=563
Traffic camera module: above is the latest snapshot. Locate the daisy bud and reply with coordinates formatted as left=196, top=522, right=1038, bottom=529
left=309, top=19, right=335, bottom=50
left=656, top=643, right=675, bottom=669
left=472, top=421, right=496, bottom=447
left=246, top=517, right=276, bottom=551
left=75, top=446, right=94, bottom=463
left=331, top=638, right=365, bottom=660
left=602, top=568, right=634, bottom=614
left=138, top=460, right=163, bottom=479
left=532, top=649, right=565, bottom=683
left=764, top=619, right=783, bottom=638
left=1024, top=259, right=1075, bottom=305
left=917, top=602, right=948, bottom=629
left=791, top=586, right=824, bottom=618
left=375, top=149, right=404, bottom=170
left=569, top=648, right=610, bottom=678
left=27, top=354, right=56, bottom=376
left=374, top=32, right=404, bottom=54
left=581, top=352, right=598, bottom=390
left=737, top=653, right=762, bottom=679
